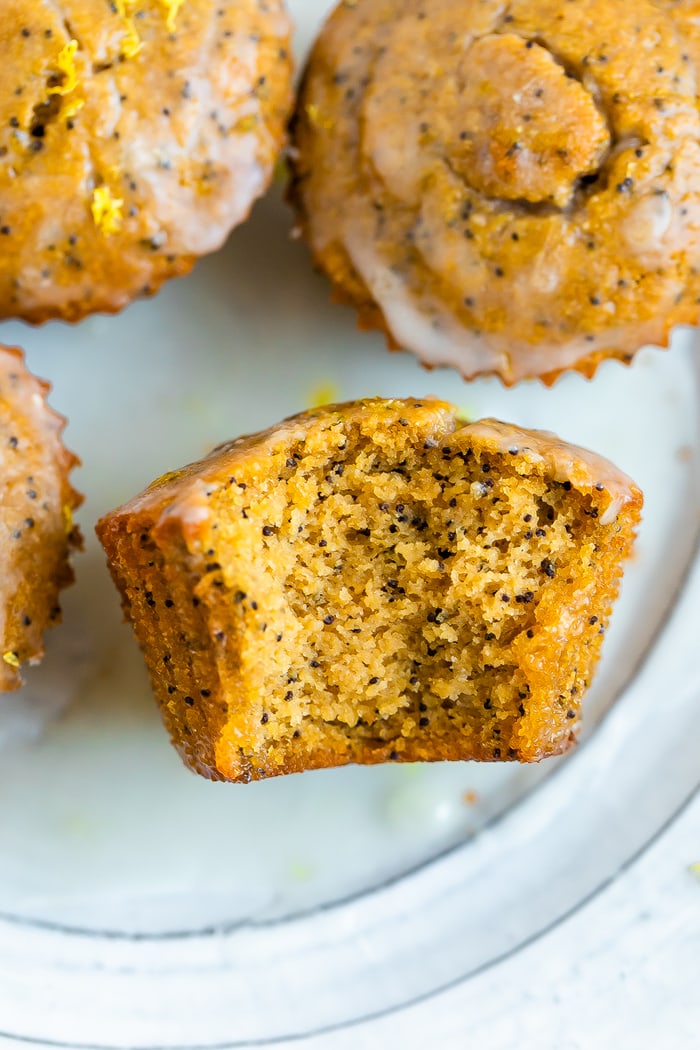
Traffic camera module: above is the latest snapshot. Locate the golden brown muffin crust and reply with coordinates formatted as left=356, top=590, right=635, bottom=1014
left=0, top=345, right=82, bottom=690
left=97, top=399, right=641, bottom=782
left=291, top=0, right=700, bottom=384
left=0, top=0, right=292, bottom=323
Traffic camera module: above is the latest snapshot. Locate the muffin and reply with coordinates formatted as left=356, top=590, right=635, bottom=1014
left=0, top=345, right=82, bottom=691
left=97, top=398, right=642, bottom=783
left=0, top=0, right=293, bottom=323
left=291, top=0, right=700, bottom=384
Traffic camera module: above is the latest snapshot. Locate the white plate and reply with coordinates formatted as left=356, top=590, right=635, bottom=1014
left=0, top=1, right=698, bottom=1044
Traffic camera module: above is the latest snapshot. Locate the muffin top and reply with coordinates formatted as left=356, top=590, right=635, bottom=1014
left=0, top=0, right=292, bottom=323
left=292, top=0, right=700, bottom=383
left=126, top=398, right=641, bottom=529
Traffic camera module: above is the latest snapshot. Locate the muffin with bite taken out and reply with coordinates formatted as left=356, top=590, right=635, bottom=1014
left=97, top=397, right=642, bottom=782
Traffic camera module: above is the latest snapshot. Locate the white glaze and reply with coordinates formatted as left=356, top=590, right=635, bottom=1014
left=622, top=193, right=674, bottom=256
left=345, top=232, right=507, bottom=375
left=345, top=232, right=682, bottom=383
left=462, top=418, right=641, bottom=522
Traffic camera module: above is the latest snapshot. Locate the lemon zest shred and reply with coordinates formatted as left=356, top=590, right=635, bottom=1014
left=308, top=382, right=340, bottom=409
left=63, top=505, right=74, bottom=533
left=690, top=862, right=700, bottom=880
left=288, top=861, right=314, bottom=882
left=121, top=22, right=143, bottom=59
left=48, top=40, right=79, bottom=97
left=236, top=114, right=259, bottom=134
left=156, top=469, right=186, bottom=486
left=160, top=0, right=186, bottom=32
left=114, top=0, right=143, bottom=58
left=63, top=97, right=85, bottom=121
left=305, top=103, right=335, bottom=131
left=2, top=652, right=20, bottom=669
left=122, top=28, right=143, bottom=58
left=91, top=187, right=124, bottom=236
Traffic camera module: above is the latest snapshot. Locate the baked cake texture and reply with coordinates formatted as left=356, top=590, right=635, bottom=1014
left=0, top=0, right=292, bottom=323
left=291, top=0, right=700, bottom=384
left=0, top=345, right=82, bottom=691
left=97, top=398, right=642, bottom=782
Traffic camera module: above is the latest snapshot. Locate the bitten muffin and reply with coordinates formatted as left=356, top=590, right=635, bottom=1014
left=0, top=345, right=82, bottom=691
left=0, top=0, right=292, bottom=323
left=291, top=0, right=700, bottom=384
left=97, top=398, right=642, bottom=783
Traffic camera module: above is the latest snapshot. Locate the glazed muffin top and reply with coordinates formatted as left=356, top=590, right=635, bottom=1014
left=292, top=0, right=700, bottom=384
left=0, top=0, right=292, bottom=324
